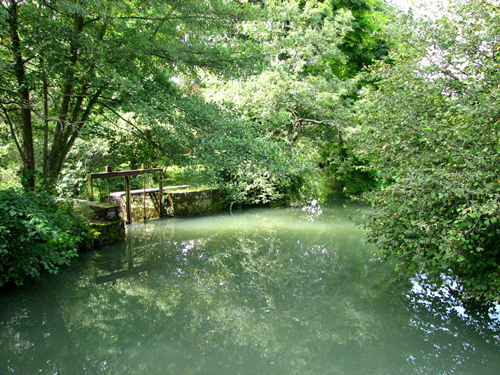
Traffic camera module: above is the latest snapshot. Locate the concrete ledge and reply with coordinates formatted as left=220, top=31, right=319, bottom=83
left=109, top=185, right=191, bottom=198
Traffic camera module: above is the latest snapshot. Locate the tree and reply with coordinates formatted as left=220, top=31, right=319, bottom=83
left=198, top=0, right=390, bottom=204
left=0, top=0, right=258, bottom=191
left=354, top=0, right=500, bottom=300
left=332, top=0, right=391, bottom=78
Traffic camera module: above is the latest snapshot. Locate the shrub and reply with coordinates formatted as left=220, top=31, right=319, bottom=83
left=0, top=189, right=92, bottom=286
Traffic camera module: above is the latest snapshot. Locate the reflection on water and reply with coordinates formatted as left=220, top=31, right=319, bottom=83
left=1, top=202, right=500, bottom=374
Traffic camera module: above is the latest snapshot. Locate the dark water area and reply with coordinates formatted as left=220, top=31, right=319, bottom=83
left=1, top=202, right=499, bottom=374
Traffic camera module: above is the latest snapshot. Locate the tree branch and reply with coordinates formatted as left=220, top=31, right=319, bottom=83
left=0, top=103, right=25, bottom=164
left=100, top=103, right=166, bottom=152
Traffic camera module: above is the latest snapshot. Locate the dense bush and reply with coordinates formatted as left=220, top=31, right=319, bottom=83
left=355, top=0, right=500, bottom=301
left=0, top=189, right=92, bottom=286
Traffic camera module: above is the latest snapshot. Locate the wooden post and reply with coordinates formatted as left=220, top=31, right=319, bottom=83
left=87, top=174, right=94, bottom=201
left=105, top=165, right=111, bottom=203
left=124, top=175, right=132, bottom=224
left=159, top=169, right=164, bottom=218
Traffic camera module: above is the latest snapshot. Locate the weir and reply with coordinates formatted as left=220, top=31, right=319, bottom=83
left=86, top=167, right=222, bottom=225
left=87, top=167, right=164, bottom=224
left=109, top=186, right=222, bottom=223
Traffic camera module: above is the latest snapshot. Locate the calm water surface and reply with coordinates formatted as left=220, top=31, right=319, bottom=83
left=1, top=202, right=500, bottom=374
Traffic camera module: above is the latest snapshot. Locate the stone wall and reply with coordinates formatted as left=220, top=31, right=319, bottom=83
left=112, top=191, right=164, bottom=223
left=167, top=187, right=222, bottom=217
left=73, top=199, right=125, bottom=245
left=109, top=187, right=222, bottom=223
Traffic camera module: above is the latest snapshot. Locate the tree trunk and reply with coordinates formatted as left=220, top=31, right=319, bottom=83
left=7, top=0, right=35, bottom=191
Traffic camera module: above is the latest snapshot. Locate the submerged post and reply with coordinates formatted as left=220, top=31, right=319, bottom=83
left=142, top=164, right=146, bottom=222
left=159, top=169, right=163, bottom=217
left=127, top=235, right=133, bottom=270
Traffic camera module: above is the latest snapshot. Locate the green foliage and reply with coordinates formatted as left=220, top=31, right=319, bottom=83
left=199, top=0, right=391, bottom=205
left=320, top=140, right=380, bottom=197
left=332, top=0, right=392, bottom=77
left=337, top=164, right=379, bottom=198
left=0, top=165, right=20, bottom=190
left=0, top=0, right=391, bottom=201
left=161, top=166, right=194, bottom=186
left=191, top=111, right=311, bottom=207
left=199, top=1, right=349, bottom=205
left=217, top=162, right=301, bottom=208
left=354, top=0, right=500, bottom=300
left=0, top=144, right=22, bottom=190
left=56, top=137, right=114, bottom=199
left=0, top=0, right=261, bottom=190
left=204, top=0, right=354, bottom=137
left=0, top=189, right=92, bottom=286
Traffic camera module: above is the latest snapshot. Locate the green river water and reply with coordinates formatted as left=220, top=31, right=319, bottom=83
left=1, top=202, right=500, bottom=374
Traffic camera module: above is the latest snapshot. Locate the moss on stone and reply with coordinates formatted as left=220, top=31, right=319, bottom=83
left=74, top=199, right=121, bottom=222
left=168, top=186, right=215, bottom=194
left=166, top=187, right=221, bottom=217
left=74, top=199, right=126, bottom=246
left=204, top=199, right=223, bottom=212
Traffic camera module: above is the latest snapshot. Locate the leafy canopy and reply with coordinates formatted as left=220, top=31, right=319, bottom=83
left=0, top=0, right=259, bottom=190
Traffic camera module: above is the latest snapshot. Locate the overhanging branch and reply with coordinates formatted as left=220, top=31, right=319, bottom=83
left=100, top=103, right=166, bottom=152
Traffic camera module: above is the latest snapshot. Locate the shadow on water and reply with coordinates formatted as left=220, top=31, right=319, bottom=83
left=1, top=202, right=500, bottom=374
